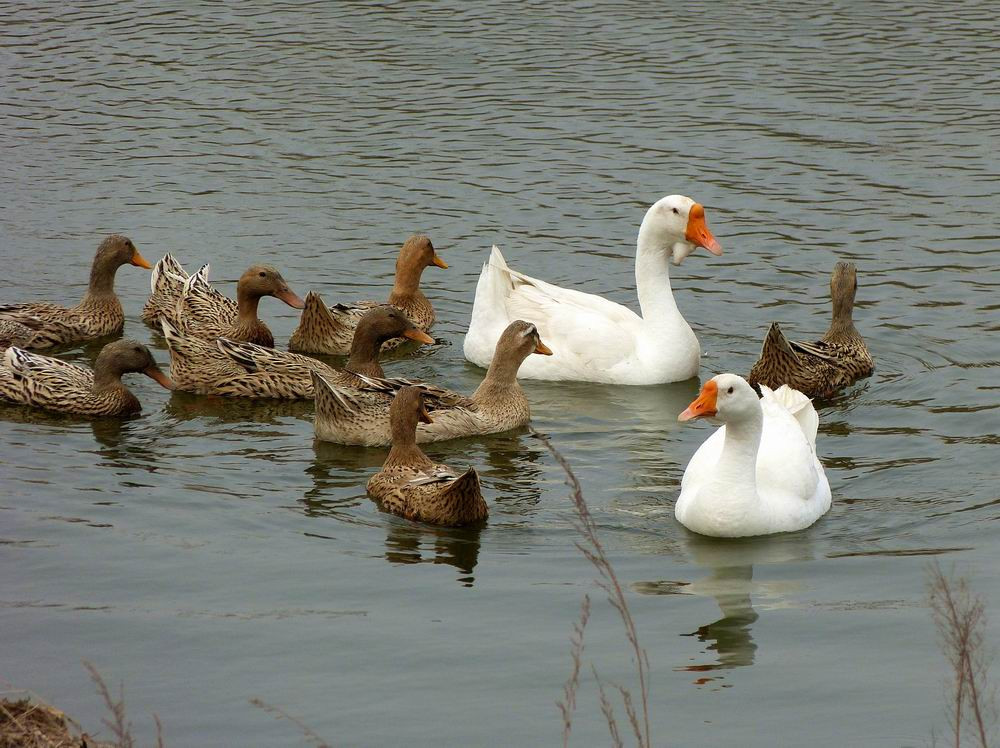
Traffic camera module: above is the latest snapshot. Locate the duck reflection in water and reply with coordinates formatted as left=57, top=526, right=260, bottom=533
left=383, top=519, right=483, bottom=588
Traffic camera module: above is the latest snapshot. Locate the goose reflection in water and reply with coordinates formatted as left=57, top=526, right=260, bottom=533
left=635, top=532, right=814, bottom=681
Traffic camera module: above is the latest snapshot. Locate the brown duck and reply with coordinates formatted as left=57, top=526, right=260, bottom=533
left=312, top=320, right=551, bottom=446
left=289, top=235, right=447, bottom=355
left=161, top=306, right=433, bottom=399
left=367, top=386, right=488, bottom=527
left=0, top=339, right=173, bottom=416
left=0, top=235, right=151, bottom=349
left=156, top=262, right=304, bottom=346
left=748, top=261, right=874, bottom=399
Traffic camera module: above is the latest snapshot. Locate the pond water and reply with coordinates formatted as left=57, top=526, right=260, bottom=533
left=2, top=1, right=998, bottom=745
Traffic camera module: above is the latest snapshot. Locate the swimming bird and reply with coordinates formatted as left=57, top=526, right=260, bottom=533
left=289, top=235, right=447, bottom=355
left=748, top=261, right=873, bottom=399
left=161, top=306, right=432, bottom=399
left=367, top=386, right=488, bottom=527
left=675, top=374, right=831, bottom=537
left=0, top=339, right=172, bottom=416
left=0, top=235, right=152, bottom=349
left=463, top=195, right=721, bottom=384
left=312, top=320, right=552, bottom=446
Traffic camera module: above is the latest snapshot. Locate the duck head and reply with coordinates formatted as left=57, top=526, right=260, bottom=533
left=391, top=385, right=435, bottom=427
left=92, top=234, right=151, bottom=276
left=641, top=195, right=722, bottom=266
left=398, top=234, right=448, bottom=272
left=95, top=339, right=174, bottom=390
left=238, top=265, right=305, bottom=308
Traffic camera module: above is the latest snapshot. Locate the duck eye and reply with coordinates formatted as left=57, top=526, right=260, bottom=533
left=134, top=346, right=142, bottom=353
left=727, top=386, right=734, bottom=394
left=258, top=271, right=266, bottom=278
left=672, top=207, right=679, bottom=215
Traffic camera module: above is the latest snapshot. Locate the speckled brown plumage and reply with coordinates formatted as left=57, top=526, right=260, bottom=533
left=0, top=339, right=172, bottom=416
left=748, top=262, right=874, bottom=399
left=0, top=235, right=151, bottom=350
left=367, top=387, right=488, bottom=527
left=313, top=320, right=552, bottom=446
left=289, top=235, right=445, bottom=355
left=144, top=258, right=303, bottom=346
left=161, top=306, right=430, bottom=399
left=0, top=318, right=36, bottom=351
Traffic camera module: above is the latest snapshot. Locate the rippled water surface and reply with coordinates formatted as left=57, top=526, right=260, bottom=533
left=2, top=2, right=999, bottom=745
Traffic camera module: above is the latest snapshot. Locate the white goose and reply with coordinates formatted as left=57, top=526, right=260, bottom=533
left=675, top=374, right=831, bottom=538
left=462, top=195, right=722, bottom=384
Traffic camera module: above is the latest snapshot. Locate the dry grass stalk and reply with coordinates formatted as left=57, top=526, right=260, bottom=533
left=249, top=698, right=332, bottom=748
left=927, top=562, right=996, bottom=748
left=532, top=428, right=651, bottom=748
left=559, top=594, right=591, bottom=747
left=83, top=661, right=134, bottom=748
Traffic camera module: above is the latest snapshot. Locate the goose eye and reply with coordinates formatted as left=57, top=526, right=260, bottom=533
left=727, top=386, right=734, bottom=394
left=672, top=208, right=679, bottom=215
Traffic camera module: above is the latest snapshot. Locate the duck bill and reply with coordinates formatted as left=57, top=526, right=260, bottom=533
left=534, top=339, right=553, bottom=355
left=403, top=328, right=435, bottom=345
left=419, top=405, right=434, bottom=424
left=131, top=250, right=153, bottom=269
left=431, top=254, right=449, bottom=269
left=678, top=381, right=718, bottom=422
left=144, top=366, right=174, bottom=391
left=275, top=287, right=306, bottom=309
left=685, top=203, right=722, bottom=256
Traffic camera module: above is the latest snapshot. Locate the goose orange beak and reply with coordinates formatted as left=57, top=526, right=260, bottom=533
left=275, top=288, right=306, bottom=309
left=403, top=328, right=435, bottom=345
left=144, top=366, right=174, bottom=391
left=431, top=254, right=448, bottom=269
left=678, top=380, right=718, bottom=421
left=534, top=339, right=553, bottom=355
left=131, top=250, right=153, bottom=269
left=685, top=204, right=722, bottom=256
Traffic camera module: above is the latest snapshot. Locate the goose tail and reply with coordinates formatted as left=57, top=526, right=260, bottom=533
left=761, top=383, right=819, bottom=448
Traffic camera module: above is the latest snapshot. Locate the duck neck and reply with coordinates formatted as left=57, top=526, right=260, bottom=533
left=474, top=348, right=526, bottom=399
left=239, top=283, right=270, bottom=321
left=92, top=366, right=126, bottom=393
left=384, top=418, right=434, bottom=469
left=825, top=296, right=861, bottom=343
left=634, top=226, right=682, bottom=328
left=81, top=256, right=121, bottom=305
left=387, top=262, right=427, bottom=307
left=345, top=328, right=387, bottom=378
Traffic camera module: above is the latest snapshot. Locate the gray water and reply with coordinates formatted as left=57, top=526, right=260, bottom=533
left=2, top=2, right=998, bottom=745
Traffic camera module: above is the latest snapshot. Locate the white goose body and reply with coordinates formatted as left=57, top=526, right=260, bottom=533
left=462, top=195, right=722, bottom=385
left=675, top=375, right=831, bottom=538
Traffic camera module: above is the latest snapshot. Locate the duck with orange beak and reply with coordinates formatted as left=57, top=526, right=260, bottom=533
left=675, top=373, right=831, bottom=537
left=463, top=195, right=722, bottom=384
left=0, top=234, right=152, bottom=350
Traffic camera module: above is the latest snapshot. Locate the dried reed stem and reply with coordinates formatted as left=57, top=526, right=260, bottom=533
left=559, top=594, right=591, bottom=747
left=249, top=698, right=332, bottom=748
left=532, top=428, right=651, bottom=748
left=83, top=661, right=134, bottom=748
left=927, top=562, right=995, bottom=748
